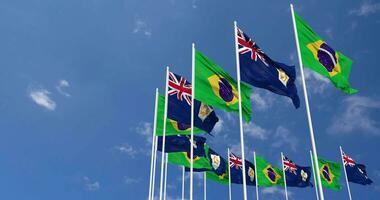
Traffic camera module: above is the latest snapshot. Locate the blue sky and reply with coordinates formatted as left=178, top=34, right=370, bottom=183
left=0, top=0, right=380, bottom=199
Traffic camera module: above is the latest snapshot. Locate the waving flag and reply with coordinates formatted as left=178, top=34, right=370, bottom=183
left=155, top=95, right=203, bottom=136
left=195, top=50, right=252, bottom=122
left=317, top=158, right=342, bottom=190
left=237, top=26, right=300, bottom=108
left=229, top=152, right=256, bottom=185
left=342, top=151, right=373, bottom=185
left=294, top=12, right=357, bottom=94
left=167, top=143, right=211, bottom=170
left=157, top=135, right=206, bottom=155
left=185, top=148, right=228, bottom=176
left=256, top=155, right=284, bottom=187
left=167, top=72, right=219, bottom=133
left=283, top=155, right=312, bottom=187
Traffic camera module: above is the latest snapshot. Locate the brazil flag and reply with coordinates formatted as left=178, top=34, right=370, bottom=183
left=195, top=50, right=252, bottom=122
left=294, top=12, right=357, bottom=94
left=256, top=155, right=284, bottom=187
left=317, top=158, right=342, bottom=190
left=155, top=95, right=203, bottom=136
left=167, top=144, right=212, bottom=170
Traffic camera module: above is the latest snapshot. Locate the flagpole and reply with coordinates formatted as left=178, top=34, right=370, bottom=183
left=233, top=20, right=248, bottom=200
left=310, top=150, right=319, bottom=200
left=204, top=172, right=207, bottom=200
left=228, top=148, right=232, bottom=200
left=164, top=153, right=168, bottom=200
left=182, top=166, right=185, bottom=200
left=159, top=67, right=170, bottom=200
left=281, top=152, right=289, bottom=200
left=148, top=88, right=159, bottom=200
left=254, top=151, right=259, bottom=200
left=190, top=43, right=195, bottom=200
left=290, top=4, right=324, bottom=200
left=152, top=136, right=158, bottom=200
left=340, top=146, right=353, bottom=200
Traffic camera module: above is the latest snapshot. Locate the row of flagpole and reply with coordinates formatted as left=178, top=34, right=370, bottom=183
left=146, top=4, right=360, bottom=200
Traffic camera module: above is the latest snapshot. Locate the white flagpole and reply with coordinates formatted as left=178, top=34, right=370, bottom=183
left=182, top=166, right=185, bottom=200
left=340, top=146, right=353, bottom=200
left=204, top=172, right=207, bottom=200
left=281, top=152, right=289, bottom=200
left=233, top=20, right=248, bottom=200
left=228, top=148, right=232, bottom=200
left=164, top=153, right=168, bottom=200
left=310, top=150, right=320, bottom=200
left=254, top=151, right=259, bottom=200
left=159, top=67, right=170, bottom=200
left=290, top=4, right=324, bottom=200
left=190, top=43, right=195, bottom=200
left=148, top=89, right=159, bottom=200
left=151, top=136, right=158, bottom=200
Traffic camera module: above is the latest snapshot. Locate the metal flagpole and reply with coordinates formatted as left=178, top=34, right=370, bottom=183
left=228, top=148, right=232, bottom=200
left=164, top=154, right=168, bottom=200
left=281, top=153, right=289, bottom=200
left=159, top=67, right=170, bottom=200
left=233, top=20, right=248, bottom=200
left=151, top=136, right=158, bottom=200
left=182, top=166, right=185, bottom=200
left=148, top=89, right=159, bottom=200
left=310, top=150, right=320, bottom=200
left=204, top=172, right=207, bottom=200
left=290, top=4, right=325, bottom=200
left=253, top=151, right=259, bottom=200
left=340, top=146, right=353, bottom=200
left=190, top=43, right=195, bottom=200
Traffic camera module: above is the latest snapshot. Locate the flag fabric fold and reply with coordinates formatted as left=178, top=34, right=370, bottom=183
left=195, top=50, right=252, bottom=122
left=294, top=12, right=357, bottom=94
left=282, top=155, right=312, bottom=187
left=342, top=151, right=373, bottom=185
left=157, top=135, right=206, bottom=155
left=236, top=26, right=300, bottom=108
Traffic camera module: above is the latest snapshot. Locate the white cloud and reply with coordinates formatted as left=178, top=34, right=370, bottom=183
left=212, top=118, right=224, bottom=135
left=251, top=92, right=275, bottom=111
left=328, top=96, right=380, bottom=135
left=244, top=122, right=269, bottom=140
left=350, top=1, right=380, bottom=16
left=136, top=122, right=153, bottom=144
left=191, top=0, right=197, bottom=8
left=303, top=68, right=330, bottom=94
left=124, top=177, right=141, bottom=184
left=133, top=19, right=152, bottom=37
left=29, top=88, right=56, bottom=111
left=272, top=126, right=298, bottom=152
left=56, top=79, right=71, bottom=97
left=115, top=143, right=138, bottom=158
left=261, top=187, right=292, bottom=198
left=83, top=176, right=100, bottom=191
left=324, top=28, right=333, bottom=39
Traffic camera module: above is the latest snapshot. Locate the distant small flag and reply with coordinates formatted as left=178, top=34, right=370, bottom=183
left=229, top=152, right=256, bottom=185
left=157, top=135, right=206, bottom=156
left=236, top=26, right=300, bottom=108
left=282, top=155, right=312, bottom=187
left=167, top=71, right=219, bottom=133
left=342, top=150, right=373, bottom=185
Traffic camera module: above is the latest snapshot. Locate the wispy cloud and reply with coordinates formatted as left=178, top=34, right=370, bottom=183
left=261, top=187, right=292, bottom=198
left=191, top=0, right=197, bottom=9
left=328, top=96, right=380, bottom=135
left=251, top=92, right=275, bottom=111
left=114, top=143, right=138, bottom=158
left=124, top=176, right=141, bottom=184
left=133, top=19, right=152, bottom=37
left=136, top=122, right=153, bottom=144
left=244, top=122, right=269, bottom=140
left=56, top=79, right=71, bottom=97
left=303, top=68, right=330, bottom=94
left=213, top=118, right=224, bottom=135
left=349, top=1, right=380, bottom=16
left=83, top=176, right=100, bottom=191
left=29, top=88, right=56, bottom=111
left=324, top=28, right=333, bottom=39
left=272, top=126, right=299, bottom=152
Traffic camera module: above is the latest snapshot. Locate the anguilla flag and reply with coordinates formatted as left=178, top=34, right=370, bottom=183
left=185, top=148, right=228, bottom=176
left=342, top=150, right=373, bottom=185
left=166, top=71, right=219, bottom=133
left=229, top=152, right=256, bottom=185
left=236, top=26, right=300, bottom=108
left=283, top=155, right=312, bottom=187
left=157, top=135, right=206, bottom=156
